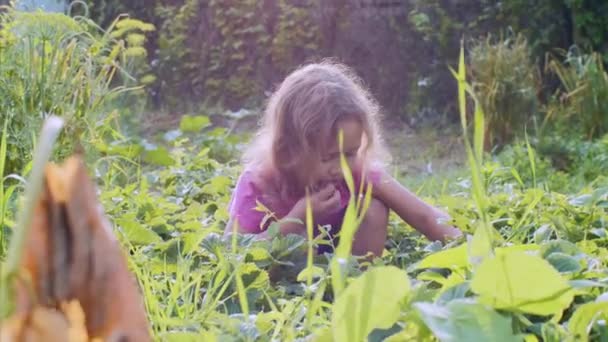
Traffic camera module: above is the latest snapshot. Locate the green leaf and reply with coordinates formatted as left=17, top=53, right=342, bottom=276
left=143, top=146, right=175, bottom=166
left=202, top=175, right=232, bottom=194
left=468, top=223, right=493, bottom=264
left=297, top=266, right=325, bottom=282
left=545, top=253, right=582, bottom=274
left=182, top=231, right=208, bottom=255
left=106, top=143, right=144, bottom=159
left=471, top=250, right=574, bottom=316
left=533, top=225, right=553, bottom=244
left=415, top=299, right=520, bottom=342
left=161, top=331, right=217, bottom=342
left=568, top=294, right=608, bottom=341
left=436, top=282, right=471, bottom=305
left=241, top=263, right=269, bottom=289
left=473, top=96, right=485, bottom=166
left=311, top=327, right=333, bottom=342
left=416, top=244, right=468, bottom=270
left=115, top=218, right=162, bottom=245
left=180, top=115, right=211, bottom=132
left=541, top=240, right=582, bottom=258
left=569, top=194, right=593, bottom=206
left=332, top=266, right=410, bottom=342
left=246, top=247, right=271, bottom=262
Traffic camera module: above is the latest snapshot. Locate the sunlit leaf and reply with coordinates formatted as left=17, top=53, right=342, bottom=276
left=297, top=266, right=325, bottom=282
left=241, top=263, right=269, bottom=289
left=180, top=115, right=211, bottom=132
left=255, top=311, right=282, bottom=334
left=332, top=266, right=410, bottom=342
left=161, top=331, right=217, bottom=342
left=142, top=146, right=175, bottom=166
left=115, top=218, right=162, bottom=245
left=568, top=294, right=608, bottom=341
left=415, top=244, right=468, bottom=270
left=202, top=175, right=232, bottom=194
left=471, top=250, right=574, bottom=316
left=468, top=223, right=492, bottom=264
left=246, top=247, right=271, bottom=262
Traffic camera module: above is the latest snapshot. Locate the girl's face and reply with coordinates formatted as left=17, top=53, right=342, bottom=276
left=301, top=118, right=363, bottom=190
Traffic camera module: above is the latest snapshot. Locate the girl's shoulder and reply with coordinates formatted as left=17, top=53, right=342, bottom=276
left=234, top=166, right=283, bottom=198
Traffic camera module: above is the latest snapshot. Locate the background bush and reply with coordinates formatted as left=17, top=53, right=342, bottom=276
left=469, top=33, right=540, bottom=150
left=0, top=6, right=153, bottom=175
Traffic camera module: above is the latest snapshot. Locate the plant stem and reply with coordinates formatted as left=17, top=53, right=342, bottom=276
left=1, top=115, right=63, bottom=316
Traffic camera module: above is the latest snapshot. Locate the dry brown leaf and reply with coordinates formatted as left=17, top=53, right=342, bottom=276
left=2, top=156, right=151, bottom=341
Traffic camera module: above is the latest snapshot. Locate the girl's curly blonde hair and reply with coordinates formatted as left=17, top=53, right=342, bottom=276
left=242, top=59, right=391, bottom=195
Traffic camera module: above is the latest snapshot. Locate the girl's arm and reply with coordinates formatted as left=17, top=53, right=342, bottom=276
left=372, top=170, right=462, bottom=242
left=224, top=207, right=307, bottom=239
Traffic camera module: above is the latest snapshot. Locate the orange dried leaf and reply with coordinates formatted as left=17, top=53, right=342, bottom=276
left=4, top=155, right=151, bottom=341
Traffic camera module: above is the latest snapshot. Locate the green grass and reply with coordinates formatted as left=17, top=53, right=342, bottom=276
left=1, top=9, right=608, bottom=341
left=65, top=106, right=606, bottom=341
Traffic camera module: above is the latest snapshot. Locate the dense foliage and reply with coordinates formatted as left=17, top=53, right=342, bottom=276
left=0, top=5, right=153, bottom=175
left=1, top=3, right=608, bottom=341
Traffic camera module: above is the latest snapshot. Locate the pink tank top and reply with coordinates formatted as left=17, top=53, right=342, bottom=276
left=228, top=167, right=382, bottom=237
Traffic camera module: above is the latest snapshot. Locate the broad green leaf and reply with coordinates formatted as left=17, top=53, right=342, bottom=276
left=115, top=218, right=162, bottom=245
left=332, top=266, right=410, bottom=342
left=176, top=220, right=202, bottom=232
left=496, top=243, right=540, bottom=254
left=568, top=294, right=608, bottom=341
left=202, top=175, right=232, bottom=194
left=246, top=247, right=271, bottom=262
left=415, top=299, right=519, bottom=342
left=143, top=146, right=175, bottom=166
left=161, top=331, right=217, bottom=342
left=418, top=270, right=450, bottom=285
left=311, top=327, right=332, bottom=342
left=297, top=266, right=325, bottom=282
left=471, top=250, right=574, bottom=316
left=541, top=240, right=582, bottom=258
left=416, top=243, right=468, bottom=270
left=97, top=142, right=144, bottom=159
left=545, top=253, right=582, bottom=274
left=569, top=194, right=593, bottom=207
left=436, top=282, right=471, bottom=305
left=468, top=223, right=493, bottom=264
left=241, top=263, right=270, bottom=289
left=256, top=311, right=283, bottom=334
left=524, top=335, right=539, bottom=342
left=180, top=114, right=211, bottom=132
left=182, top=231, right=209, bottom=255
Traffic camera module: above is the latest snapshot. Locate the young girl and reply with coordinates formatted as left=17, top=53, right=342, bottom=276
left=225, top=60, right=462, bottom=257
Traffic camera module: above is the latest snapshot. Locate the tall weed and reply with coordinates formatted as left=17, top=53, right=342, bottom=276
left=469, top=33, right=540, bottom=151
left=0, top=6, right=153, bottom=175
left=545, top=49, right=608, bottom=139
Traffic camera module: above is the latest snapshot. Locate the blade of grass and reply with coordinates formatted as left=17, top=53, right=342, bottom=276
left=524, top=130, right=537, bottom=188
left=1, top=114, right=64, bottom=318
left=450, top=42, right=496, bottom=262
left=330, top=130, right=374, bottom=296
left=0, top=118, right=8, bottom=255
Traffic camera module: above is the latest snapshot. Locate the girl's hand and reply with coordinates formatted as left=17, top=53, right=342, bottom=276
left=291, top=183, right=342, bottom=221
